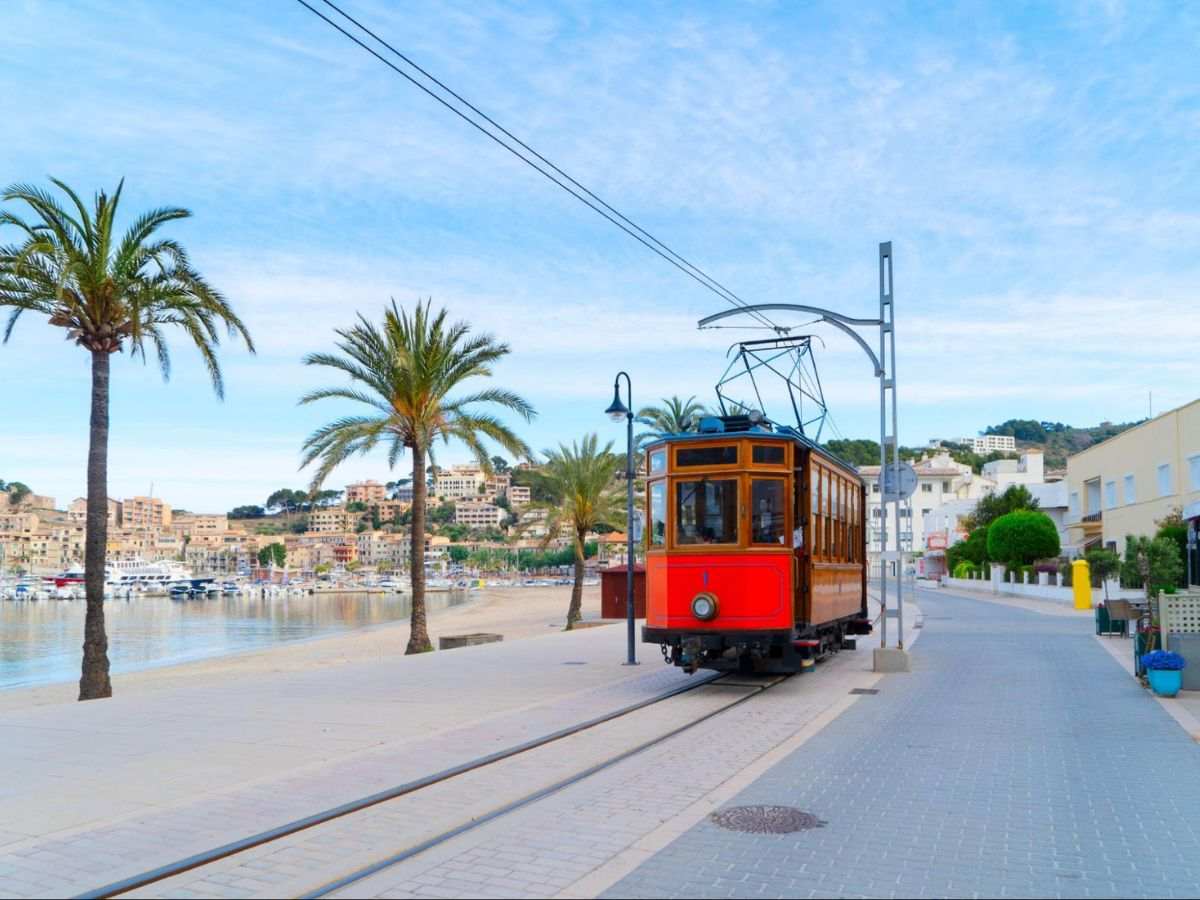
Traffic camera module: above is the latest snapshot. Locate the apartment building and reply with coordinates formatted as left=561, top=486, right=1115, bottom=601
left=68, top=497, right=123, bottom=526
left=860, top=452, right=988, bottom=577
left=172, top=514, right=229, bottom=539
left=959, top=435, right=1017, bottom=453
left=1066, top=397, right=1200, bottom=562
left=455, top=500, right=503, bottom=529
left=122, top=496, right=172, bottom=530
left=508, top=485, right=532, bottom=507
left=308, top=506, right=353, bottom=533
left=345, top=480, right=388, bottom=505
left=435, top=465, right=486, bottom=500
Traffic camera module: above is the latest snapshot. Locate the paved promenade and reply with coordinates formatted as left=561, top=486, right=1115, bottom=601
left=605, top=587, right=1200, bottom=900
left=0, top=622, right=686, bottom=897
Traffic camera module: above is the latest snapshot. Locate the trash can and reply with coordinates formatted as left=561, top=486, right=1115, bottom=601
left=600, top=564, right=646, bottom=619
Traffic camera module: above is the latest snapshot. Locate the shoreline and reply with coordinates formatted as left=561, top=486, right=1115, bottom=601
left=0, top=584, right=606, bottom=711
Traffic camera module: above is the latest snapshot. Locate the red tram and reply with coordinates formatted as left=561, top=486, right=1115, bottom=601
left=642, top=414, right=872, bottom=674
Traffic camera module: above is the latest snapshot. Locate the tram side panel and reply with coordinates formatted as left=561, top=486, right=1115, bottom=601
left=798, top=450, right=869, bottom=630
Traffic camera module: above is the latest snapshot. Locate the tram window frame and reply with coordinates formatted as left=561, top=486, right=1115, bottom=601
left=647, top=480, right=667, bottom=548
left=673, top=477, right=740, bottom=547
left=674, top=444, right=738, bottom=469
left=751, top=443, right=787, bottom=467
left=648, top=448, right=667, bottom=475
left=810, top=468, right=822, bottom=560
left=749, top=477, right=789, bottom=546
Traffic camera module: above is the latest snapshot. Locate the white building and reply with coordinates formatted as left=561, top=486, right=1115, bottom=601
left=861, top=452, right=983, bottom=578
left=435, top=465, right=486, bottom=500
left=918, top=450, right=1068, bottom=575
left=455, top=500, right=503, bottom=529
left=959, top=434, right=1017, bottom=453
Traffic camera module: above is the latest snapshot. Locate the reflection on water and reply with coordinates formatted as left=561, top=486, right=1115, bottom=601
left=0, top=590, right=471, bottom=690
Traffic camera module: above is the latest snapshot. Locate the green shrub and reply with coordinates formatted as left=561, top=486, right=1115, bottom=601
left=987, top=510, right=1061, bottom=566
left=952, top=560, right=974, bottom=579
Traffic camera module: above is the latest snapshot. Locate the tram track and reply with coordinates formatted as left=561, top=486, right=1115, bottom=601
left=76, top=670, right=787, bottom=899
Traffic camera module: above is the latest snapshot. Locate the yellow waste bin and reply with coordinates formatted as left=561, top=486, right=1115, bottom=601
left=1072, top=558, right=1092, bottom=610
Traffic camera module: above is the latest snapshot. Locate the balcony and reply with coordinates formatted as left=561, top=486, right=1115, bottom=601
left=1065, top=510, right=1102, bottom=533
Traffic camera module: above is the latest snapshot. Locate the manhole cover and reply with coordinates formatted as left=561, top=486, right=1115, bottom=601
left=710, top=806, right=825, bottom=834
left=849, top=688, right=879, bottom=695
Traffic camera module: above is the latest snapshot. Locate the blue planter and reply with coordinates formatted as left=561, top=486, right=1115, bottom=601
left=1147, top=668, right=1183, bottom=698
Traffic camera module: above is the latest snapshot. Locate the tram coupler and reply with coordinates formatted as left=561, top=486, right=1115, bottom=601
left=680, top=636, right=703, bottom=674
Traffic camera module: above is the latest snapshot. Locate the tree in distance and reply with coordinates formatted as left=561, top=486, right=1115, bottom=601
left=636, top=395, right=708, bottom=446
left=528, top=434, right=624, bottom=629
left=300, top=300, right=534, bottom=654
left=0, top=179, right=253, bottom=700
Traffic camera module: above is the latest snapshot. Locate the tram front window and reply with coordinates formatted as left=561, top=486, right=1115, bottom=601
left=676, top=479, right=738, bottom=544
left=751, top=479, right=786, bottom=544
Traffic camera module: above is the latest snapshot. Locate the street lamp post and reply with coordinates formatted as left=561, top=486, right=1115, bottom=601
left=605, top=371, right=638, bottom=666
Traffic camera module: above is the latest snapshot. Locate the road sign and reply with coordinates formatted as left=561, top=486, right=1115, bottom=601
left=882, top=462, right=917, bottom=500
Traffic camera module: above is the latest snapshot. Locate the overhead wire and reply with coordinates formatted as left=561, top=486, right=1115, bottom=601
left=293, top=0, right=781, bottom=332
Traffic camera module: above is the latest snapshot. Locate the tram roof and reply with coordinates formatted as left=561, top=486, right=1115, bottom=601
left=647, top=419, right=860, bottom=478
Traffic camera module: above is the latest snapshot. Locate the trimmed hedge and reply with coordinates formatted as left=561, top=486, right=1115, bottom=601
left=987, top=510, right=1061, bottom=567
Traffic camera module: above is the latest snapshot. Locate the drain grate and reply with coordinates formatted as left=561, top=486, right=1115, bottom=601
left=710, top=806, right=826, bottom=834
left=849, top=688, right=879, bottom=695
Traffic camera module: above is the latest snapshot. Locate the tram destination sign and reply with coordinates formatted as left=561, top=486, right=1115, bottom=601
left=882, top=461, right=918, bottom=501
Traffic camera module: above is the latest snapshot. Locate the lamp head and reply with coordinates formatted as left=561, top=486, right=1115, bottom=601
left=604, top=382, right=630, bottom=422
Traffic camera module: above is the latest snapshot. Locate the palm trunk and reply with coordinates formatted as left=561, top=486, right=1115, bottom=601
left=79, top=349, right=113, bottom=700
left=565, top=531, right=585, bottom=630
left=406, top=443, right=433, bottom=653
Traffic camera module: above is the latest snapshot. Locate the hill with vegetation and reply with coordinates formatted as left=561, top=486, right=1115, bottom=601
left=980, top=419, right=1143, bottom=468
left=823, top=417, right=1144, bottom=473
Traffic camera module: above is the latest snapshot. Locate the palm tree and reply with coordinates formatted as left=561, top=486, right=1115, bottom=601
left=636, top=395, right=708, bottom=446
left=531, top=434, right=625, bottom=629
left=300, top=300, right=535, bottom=653
left=0, top=178, right=253, bottom=700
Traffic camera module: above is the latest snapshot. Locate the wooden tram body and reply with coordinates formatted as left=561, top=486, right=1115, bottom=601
left=642, top=415, right=871, bottom=674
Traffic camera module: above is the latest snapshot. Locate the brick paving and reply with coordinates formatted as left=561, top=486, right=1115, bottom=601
left=604, top=587, right=1200, bottom=900
left=324, top=618, right=900, bottom=899
left=0, top=626, right=695, bottom=898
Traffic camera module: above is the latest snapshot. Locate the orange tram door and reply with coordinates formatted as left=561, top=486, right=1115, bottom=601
left=641, top=417, right=872, bottom=675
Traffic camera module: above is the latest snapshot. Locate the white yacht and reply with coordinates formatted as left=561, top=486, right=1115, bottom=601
left=49, top=557, right=193, bottom=589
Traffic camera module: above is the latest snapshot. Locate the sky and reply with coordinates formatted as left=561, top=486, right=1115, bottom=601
left=2, top=0, right=1198, bottom=512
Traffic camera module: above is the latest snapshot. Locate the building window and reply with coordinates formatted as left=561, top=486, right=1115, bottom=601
left=921, top=483, right=933, bottom=493
left=1123, top=474, right=1136, bottom=505
left=942, top=480, right=952, bottom=492
left=1190, top=455, right=1200, bottom=491
left=1104, top=481, right=1116, bottom=510
left=921, top=508, right=931, bottom=516
left=1158, top=463, right=1173, bottom=497
left=871, top=482, right=879, bottom=494
left=1069, top=492, right=1079, bottom=515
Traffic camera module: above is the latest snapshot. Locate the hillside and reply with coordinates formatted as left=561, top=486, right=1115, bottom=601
left=981, top=418, right=1143, bottom=468
left=823, top=417, right=1144, bottom=473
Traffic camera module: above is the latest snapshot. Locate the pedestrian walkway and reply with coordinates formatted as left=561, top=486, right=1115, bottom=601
left=604, top=587, right=1200, bottom=900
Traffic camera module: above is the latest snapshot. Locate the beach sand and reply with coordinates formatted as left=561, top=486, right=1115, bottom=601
left=0, top=584, right=606, bottom=712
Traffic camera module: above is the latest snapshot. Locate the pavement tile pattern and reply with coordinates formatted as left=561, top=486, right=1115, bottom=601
left=604, top=589, right=1200, bottom=900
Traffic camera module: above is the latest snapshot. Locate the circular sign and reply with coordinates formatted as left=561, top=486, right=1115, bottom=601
left=882, top=462, right=918, bottom=500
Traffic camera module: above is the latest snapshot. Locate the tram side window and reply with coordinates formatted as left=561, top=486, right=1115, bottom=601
left=648, top=481, right=666, bottom=546
left=751, top=480, right=786, bottom=544
left=675, top=479, right=738, bottom=545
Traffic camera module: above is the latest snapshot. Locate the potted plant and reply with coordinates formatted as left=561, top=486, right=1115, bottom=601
left=1141, top=650, right=1186, bottom=698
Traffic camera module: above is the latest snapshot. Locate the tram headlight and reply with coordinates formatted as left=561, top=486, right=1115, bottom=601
left=691, top=592, right=718, bottom=621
